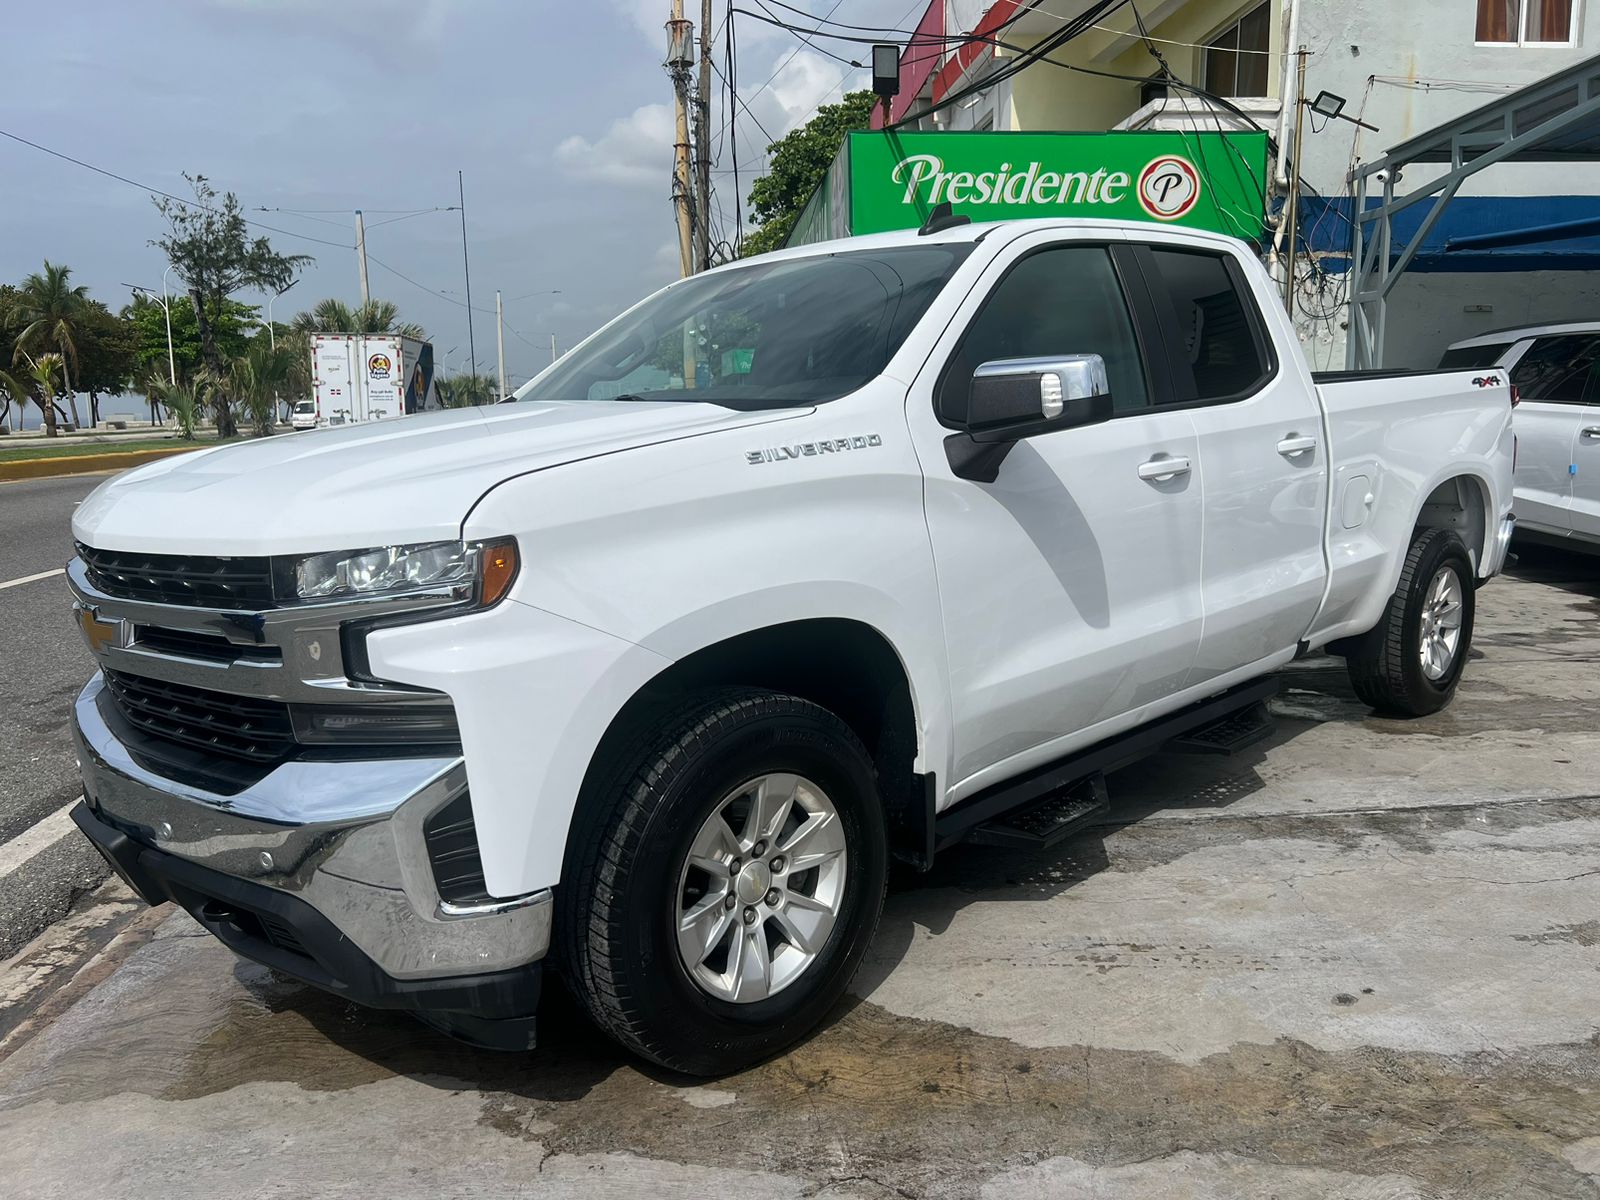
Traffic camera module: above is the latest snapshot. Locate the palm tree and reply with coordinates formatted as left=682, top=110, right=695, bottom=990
left=290, top=297, right=425, bottom=340
left=0, top=367, right=29, bottom=433
left=229, top=342, right=295, bottom=436
left=24, top=352, right=66, bottom=436
left=9, top=262, right=89, bottom=428
left=147, top=374, right=209, bottom=441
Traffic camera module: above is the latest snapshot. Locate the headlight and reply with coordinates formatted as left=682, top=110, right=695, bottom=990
left=283, top=539, right=518, bottom=605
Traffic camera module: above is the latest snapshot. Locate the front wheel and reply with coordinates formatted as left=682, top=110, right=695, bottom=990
left=557, top=688, right=887, bottom=1075
left=1344, top=527, right=1476, bottom=716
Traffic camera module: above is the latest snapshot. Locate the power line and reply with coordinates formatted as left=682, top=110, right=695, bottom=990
left=0, top=126, right=355, bottom=251
left=366, top=252, right=497, bottom=316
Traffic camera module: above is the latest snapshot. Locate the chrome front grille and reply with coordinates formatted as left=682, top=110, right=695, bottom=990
left=78, top=543, right=275, bottom=610
left=102, top=669, right=296, bottom=764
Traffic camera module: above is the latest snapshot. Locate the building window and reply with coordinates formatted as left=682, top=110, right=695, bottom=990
left=1476, top=0, right=1577, bottom=45
left=1202, top=2, right=1271, bottom=97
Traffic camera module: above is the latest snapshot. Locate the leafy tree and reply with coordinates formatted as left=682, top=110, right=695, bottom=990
left=8, top=261, right=90, bottom=427
left=0, top=285, right=17, bottom=431
left=291, top=297, right=426, bottom=339
left=124, top=293, right=254, bottom=388
left=75, top=303, right=138, bottom=426
left=742, top=91, right=876, bottom=258
left=152, top=174, right=312, bottom=435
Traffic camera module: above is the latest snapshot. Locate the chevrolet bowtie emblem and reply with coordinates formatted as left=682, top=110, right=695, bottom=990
left=74, top=604, right=122, bottom=656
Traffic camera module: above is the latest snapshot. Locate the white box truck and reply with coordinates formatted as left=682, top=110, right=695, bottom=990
left=302, top=333, right=437, bottom=429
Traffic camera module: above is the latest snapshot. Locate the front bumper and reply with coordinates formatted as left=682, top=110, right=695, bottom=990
left=72, top=674, right=551, bottom=1038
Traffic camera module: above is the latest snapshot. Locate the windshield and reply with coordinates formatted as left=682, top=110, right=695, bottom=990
left=294, top=401, right=315, bottom=413
left=515, top=245, right=972, bottom=410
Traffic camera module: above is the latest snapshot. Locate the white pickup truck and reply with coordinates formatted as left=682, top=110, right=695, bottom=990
left=68, top=218, right=1514, bottom=1075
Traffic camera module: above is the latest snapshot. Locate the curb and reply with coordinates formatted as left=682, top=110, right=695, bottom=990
left=0, top=445, right=201, bottom=483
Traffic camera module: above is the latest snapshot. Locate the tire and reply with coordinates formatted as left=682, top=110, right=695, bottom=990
left=1345, top=527, right=1476, bottom=716
left=557, top=688, right=888, bottom=1076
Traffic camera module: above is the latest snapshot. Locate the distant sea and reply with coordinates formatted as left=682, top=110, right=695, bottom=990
left=5, top=392, right=155, bottom=431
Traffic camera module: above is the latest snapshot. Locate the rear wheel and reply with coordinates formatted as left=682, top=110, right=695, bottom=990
left=1344, top=527, right=1476, bottom=716
left=558, top=688, right=887, bottom=1076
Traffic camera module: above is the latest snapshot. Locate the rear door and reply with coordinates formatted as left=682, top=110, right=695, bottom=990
left=1128, top=239, right=1328, bottom=685
left=1508, top=333, right=1600, bottom=534
left=907, top=232, right=1205, bottom=796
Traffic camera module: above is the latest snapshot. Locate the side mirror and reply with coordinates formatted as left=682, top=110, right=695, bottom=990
left=946, top=354, right=1114, bottom=482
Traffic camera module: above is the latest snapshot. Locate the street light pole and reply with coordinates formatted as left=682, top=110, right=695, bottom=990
left=160, top=264, right=177, bottom=387
left=268, top=279, right=298, bottom=424
left=496, top=290, right=508, bottom=402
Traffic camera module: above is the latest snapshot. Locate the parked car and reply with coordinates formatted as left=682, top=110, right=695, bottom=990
left=288, top=399, right=318, bottom=431
left=68, top=218, right=1514, bottom=1075
left=1441, top=321, right=1600, bottom=551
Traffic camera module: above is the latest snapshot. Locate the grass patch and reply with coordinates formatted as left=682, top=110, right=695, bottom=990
left=0, top=435, right=244, bottom=464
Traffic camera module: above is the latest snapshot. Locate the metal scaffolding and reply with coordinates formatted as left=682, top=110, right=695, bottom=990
left=1347, top=54, right=1600, bottom=369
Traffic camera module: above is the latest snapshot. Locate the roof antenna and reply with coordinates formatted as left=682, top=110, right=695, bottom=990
left=918, top=201, right=970, bottom=236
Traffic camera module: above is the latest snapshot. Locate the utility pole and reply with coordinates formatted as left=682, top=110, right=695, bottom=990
left=1283, top=47, right=1309, bottom=320
left=496, top=290, right=508, bottom=403
left=666, top=0, right=695, bottom=279
left=550, top=333, right=558, bottom=364
left=355, top=210, right=371, bottom=306
left=458, top=170, right=477, bottom=374
left=694, top=0, right=713, bottom=272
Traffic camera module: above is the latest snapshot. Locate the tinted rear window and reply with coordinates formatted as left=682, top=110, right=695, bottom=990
left=1437, top=343, right=1512, bottom=370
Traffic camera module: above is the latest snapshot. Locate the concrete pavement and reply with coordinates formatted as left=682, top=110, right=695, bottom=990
left=0, top=547, right=1596, bottom=1198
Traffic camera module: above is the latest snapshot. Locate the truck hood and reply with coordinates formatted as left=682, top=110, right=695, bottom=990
left=73, top=401, right=807, bottom=556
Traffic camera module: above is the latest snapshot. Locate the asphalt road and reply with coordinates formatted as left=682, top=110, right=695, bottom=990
left=0, top=474, right=110, bottom=956
left=0, top=475, right=102, bottom=841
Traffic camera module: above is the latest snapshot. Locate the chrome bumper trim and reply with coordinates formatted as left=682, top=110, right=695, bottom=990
left=74, top=674, right=551, bottom=980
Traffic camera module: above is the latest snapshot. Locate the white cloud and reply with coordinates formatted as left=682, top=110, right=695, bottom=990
left=555, top=103, right=676, bottom=187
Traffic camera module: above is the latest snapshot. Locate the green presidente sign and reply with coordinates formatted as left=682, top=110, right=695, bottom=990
left=788, top=129, right=1269, bottom=247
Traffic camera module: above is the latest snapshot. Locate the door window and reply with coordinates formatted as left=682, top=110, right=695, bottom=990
left=938, top=245, right=1150, bottom=423
left=1140, top=247, right=1272, bottom=403
left=1510, top=334, right=1600, bottom=403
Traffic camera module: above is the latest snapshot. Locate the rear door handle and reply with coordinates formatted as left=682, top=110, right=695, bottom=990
left=1138, top=455, right=1191, bottom=482
left=1276, top=434, right=1318, bottom=457
left=1581, top=426, right=1600, bottom=439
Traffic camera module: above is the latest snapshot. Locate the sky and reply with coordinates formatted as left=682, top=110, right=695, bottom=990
left=0, top=0, right=923, bottom=419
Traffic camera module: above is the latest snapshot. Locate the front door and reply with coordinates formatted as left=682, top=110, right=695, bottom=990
left=1510, top=333, right=1600, bottom=538
left=907, top=234, right=1205, bottom=799
left=1128, top=239, right=1328, bottom=683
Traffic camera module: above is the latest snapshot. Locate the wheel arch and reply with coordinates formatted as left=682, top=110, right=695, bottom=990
left=1413, top=470, right=1493, bottom=577
left=572, top=618, right=933, bottom=871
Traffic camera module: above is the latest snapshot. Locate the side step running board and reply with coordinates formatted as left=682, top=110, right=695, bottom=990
left=966, top=774, right=1109, bottom=850
left=1164, top=700, right=1274, bottom=756
left=932, top=676, right=1279, bottom=856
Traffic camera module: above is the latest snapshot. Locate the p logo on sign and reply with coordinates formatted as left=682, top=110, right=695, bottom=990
left=368, top=353, right=392, bottom=378
left=1137, top=156, right=1201, bottom=221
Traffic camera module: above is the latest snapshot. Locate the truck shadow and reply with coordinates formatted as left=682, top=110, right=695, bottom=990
left=248, top=658, right=1366, bottom=1091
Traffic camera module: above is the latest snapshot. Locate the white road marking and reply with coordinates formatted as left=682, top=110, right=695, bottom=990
left=0, top=568, right=65, bottom=591
left=0, top=799, right=82, bottom=880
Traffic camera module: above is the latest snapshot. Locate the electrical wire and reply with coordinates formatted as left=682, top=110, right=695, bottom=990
left=0, top=126, right=354, bottom=251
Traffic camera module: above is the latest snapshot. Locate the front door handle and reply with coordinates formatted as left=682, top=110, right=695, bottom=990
left=1138, top=455, right=1192, bottom=482
left=1277, top=434, right=1318, bottom=457
left=1581, top=426, right=1600, bottom=440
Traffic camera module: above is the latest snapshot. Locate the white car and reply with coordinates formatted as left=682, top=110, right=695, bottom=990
left=68, top=218, right=1514, bottom=1075
left=1442, top=321, right=1600, bottom=551
left=288, top=399, right=318, bottom=431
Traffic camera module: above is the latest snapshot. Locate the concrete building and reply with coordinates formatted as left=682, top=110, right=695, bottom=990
left=874, top=0, right=1600, bottom=367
